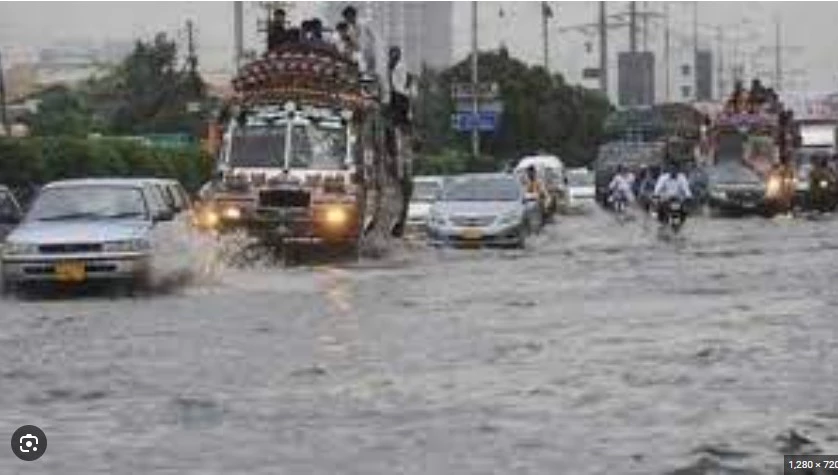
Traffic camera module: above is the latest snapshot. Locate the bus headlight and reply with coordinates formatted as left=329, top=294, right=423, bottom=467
left=222, top=206, right=242, bottom=220
left=766, top=176, right=782, bottom=198
left=324, top=206, right=349, bottom=228
left=199, top=209, right=220, bottom=228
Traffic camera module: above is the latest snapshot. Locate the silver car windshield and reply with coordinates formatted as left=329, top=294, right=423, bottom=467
left=443, top=178, right=521, bottom=202
left=28, top=186, right=149, bottom=221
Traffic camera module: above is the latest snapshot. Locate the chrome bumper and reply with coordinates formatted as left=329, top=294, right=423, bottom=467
left=2, top=252, right=150, bottom=283
left=427, top=223, right=524, bottom=247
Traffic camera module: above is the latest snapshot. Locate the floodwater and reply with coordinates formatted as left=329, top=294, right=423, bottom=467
left=2, top=208, right=838, bottom=474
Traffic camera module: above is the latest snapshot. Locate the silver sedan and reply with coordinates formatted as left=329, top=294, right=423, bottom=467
left=426, top=173, right=541, bottom=248
left=1, top=179, right=177, bottom=293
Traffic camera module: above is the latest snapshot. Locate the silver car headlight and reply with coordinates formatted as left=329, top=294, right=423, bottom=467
left=710, top=190, right=727, bottom=200
left=102, top=239, right=151, bottom=253
left=497, top=209, right=522, bottom=225
left=3, top=242, right=39, bottom=256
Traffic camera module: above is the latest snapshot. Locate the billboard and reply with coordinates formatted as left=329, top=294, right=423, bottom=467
left=618, top=52, right=655, bottom=107
left=695, top=50, right=713, bottom=101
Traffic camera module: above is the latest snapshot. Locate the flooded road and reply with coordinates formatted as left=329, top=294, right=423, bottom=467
left=2, top=210, right=838, bottom=474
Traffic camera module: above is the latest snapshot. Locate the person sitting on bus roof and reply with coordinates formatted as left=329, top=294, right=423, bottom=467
left=267, top=8, right=287, bottom=50
left=748, top=78, right=767, bottom=111
left=334, top=21, right=358, bottom=58
left=342, top=5, right=379, bottom=78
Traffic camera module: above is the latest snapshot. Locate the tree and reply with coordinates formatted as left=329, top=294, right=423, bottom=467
left=29, top=86, right=94, bottom=137
left=88, top=32, right=207, bottom=136
left=414, top=49, right=612, bottom=171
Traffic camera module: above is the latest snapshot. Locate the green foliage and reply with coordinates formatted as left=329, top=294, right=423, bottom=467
left=29, top=32, right=207, bottom=139
left=99, top=33, right=206, bottom=135
left=0, top=137, right=213, bottom=195
left=414, top=49, right=612, bottom=173
left=29, top=86, right=95, bottom=137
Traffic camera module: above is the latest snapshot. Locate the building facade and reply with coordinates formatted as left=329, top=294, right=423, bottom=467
left=322, top=2, right=454, bottom=73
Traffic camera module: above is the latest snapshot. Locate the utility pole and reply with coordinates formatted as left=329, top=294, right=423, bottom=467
left=774, top=17, right=782, bottom=91
left=233, top=1, right=243, bottom=73
left=186, top=20, right=201, bottom=99
left=541, top=2, right=551, bottom=71
left=664, top=2, right=670, bottom=102
left=716, top=27, right=724, bottom=100
left=0, top=50, right=7, bottom=136
left=599, top=1, right=608, bottom=96
left=629, top=1, right=637, bottom=53
left=643, top=2, right=649, bottom=51
left=692, top=2, right=699, bottom=58
left=471, top=1, right=479, bottom=159
left=186, top=20, right=196, bottom=70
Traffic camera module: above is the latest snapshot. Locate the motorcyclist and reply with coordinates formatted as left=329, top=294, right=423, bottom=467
left=653, top=161, right=693, bottom=225
left=808, top=155, right=837, bottom=212
left=607, top=165, right=634, bottom=210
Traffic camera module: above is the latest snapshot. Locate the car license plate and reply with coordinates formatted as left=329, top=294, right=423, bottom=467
left=461, top=228, right=482, bottom=240
left=55, top=261, right=86, bottom=282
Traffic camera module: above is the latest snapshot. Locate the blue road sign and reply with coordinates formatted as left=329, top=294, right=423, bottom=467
left=451, top=111, right=499, bottom=132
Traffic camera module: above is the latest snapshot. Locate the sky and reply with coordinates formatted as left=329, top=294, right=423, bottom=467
left=1, top=1, right=837, bottom=96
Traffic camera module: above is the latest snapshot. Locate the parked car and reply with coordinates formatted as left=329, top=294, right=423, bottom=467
left=0, top=185, right=23, bottom=242
left=406, top=176, right=445, bottom=234
left=565, top=168, right=596, bottom=211
left=427, top=173, right=541, bottom=248
left=1, top=178, right=179, bottom=293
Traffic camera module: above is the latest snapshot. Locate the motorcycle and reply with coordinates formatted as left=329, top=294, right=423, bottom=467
left=809, top=178, right=837, bottom=213
left=608, top=190, right=630, bottom=215
left=656, top=198, right=687, bottom=237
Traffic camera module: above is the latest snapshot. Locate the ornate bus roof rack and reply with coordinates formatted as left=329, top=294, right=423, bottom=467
left=231, top=40, right=377, bottom=112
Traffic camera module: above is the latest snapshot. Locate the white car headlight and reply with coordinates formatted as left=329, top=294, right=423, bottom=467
left=102, top=239, right=151, bottom=253
left=710, top=190, right=727, bottom=200
left=497, top=209, right=522, bottom=225
left=3, top=242, right=39, bottom=256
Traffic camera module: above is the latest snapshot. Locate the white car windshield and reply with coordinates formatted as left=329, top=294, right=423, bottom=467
left=568, top=173, right=594, bottom=187
left=443, top=177, right=522, bottom=202
left=413, top=181, right=442, bottom=202
left=28, top=186, right=149, bottom=221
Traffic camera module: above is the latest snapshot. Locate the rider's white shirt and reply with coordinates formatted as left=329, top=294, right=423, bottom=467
left=609, top=174, right=634, bottom=201
left=654, top=173, right=693, bottom=200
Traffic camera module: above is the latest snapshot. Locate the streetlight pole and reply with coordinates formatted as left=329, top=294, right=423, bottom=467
left=471, top=1, right=479, bottom=159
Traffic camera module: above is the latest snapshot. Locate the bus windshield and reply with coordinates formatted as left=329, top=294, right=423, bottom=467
left=227, top=120, right=347, bottom=170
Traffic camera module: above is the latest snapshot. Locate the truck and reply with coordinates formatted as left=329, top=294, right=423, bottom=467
left=196, top=27, right=412, bottom=261
left=705, top=95, right=796, bottom=217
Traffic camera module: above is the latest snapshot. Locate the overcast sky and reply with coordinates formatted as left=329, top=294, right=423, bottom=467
left=1, top=1, right=836, bottom=93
